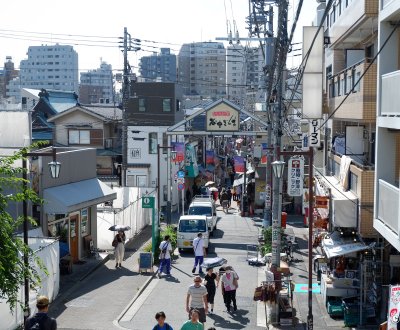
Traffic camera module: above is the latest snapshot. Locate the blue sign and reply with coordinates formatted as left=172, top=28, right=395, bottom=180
left=177, top=171, right=185, bottom=178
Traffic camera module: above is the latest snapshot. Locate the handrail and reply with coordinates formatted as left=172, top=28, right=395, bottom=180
left=328, top=57, right=373, bottom=80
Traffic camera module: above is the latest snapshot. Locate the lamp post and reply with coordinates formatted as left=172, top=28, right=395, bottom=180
left=22, top=147, right=60, bottom=322
left=275, top=146, right=314, bottom=330
left=157, top=144, right=176, bottom=224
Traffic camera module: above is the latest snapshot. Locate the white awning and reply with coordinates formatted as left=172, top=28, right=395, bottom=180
left=43, top=178, right=117, bottom=214
left=322, top=231, right=368, bottom=258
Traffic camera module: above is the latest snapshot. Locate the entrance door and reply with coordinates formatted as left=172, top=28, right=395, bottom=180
left=69, top=215, right=79, bottom=263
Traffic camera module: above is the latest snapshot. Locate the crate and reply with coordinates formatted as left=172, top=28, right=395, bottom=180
left=327, top=300, right=343, bottom=317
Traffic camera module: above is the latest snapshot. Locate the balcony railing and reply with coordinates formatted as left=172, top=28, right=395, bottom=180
left=381, top=70, right=400, bottom=116
left=378, top=179, right=399, bottom=235
left=382, top=0, right=395, bottom=9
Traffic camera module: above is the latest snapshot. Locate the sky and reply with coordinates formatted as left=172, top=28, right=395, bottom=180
left=0, top=0, right=317, bottom=76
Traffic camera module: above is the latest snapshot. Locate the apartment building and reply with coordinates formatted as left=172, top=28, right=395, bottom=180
left=0, top=56, right=18, bottom=98
left=374, top=0, right=400, bottom=284
left=79, top=61, right=114, bottom=104
left=178, top=42, right=226, bottom=98
left=322, top=0, right=378, bottom=239
left=139, top=48, right=177, bottom=82
left=7, top=44, right=79, bottom=100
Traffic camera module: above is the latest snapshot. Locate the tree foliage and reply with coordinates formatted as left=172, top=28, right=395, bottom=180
left=0, top=147, right=46, bottom=311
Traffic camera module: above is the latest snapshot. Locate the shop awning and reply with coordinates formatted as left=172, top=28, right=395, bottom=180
left=43, top=178, right=117, bottom=214
left=322, top=230, right=368, bottom=258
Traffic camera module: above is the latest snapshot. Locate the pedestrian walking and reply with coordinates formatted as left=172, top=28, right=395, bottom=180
left=113, top=230, right=126, bottom=268
left=186, top=276, right=208, bottom=325
left=204, top=267, right=217, bottom=314
left=192, top=233, right=206, bottom=275
left=226, top=187, right=232, bottom=207
left=152, top=311, right=173, bottom=330
left=217, top=266, right=227, bottom=306
left=220, top=265, right=239, bottom=312
left=25, top=295, right=57, bottom=330
left=180, top=309, right=203, bottom=330
left=158, top=235, right=173, bottom=278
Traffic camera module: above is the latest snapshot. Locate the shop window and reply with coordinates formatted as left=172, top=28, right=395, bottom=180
left=136, top=175, right=147, bottom=187
left=149, top=132, right=158, bottom=154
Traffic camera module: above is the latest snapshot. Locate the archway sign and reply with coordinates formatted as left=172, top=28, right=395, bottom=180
left=167, top=98, right=269, bottom=137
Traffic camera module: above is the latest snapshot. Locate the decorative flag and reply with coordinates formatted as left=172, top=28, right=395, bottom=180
left=172, top=142, right=185, bottom=163
left=206, top=150, right=215, bottom=165
left=234, top=156, right=245, bottom=173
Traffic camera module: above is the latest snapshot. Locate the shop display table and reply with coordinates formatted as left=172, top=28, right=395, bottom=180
left=321, top=274, right=358, bottom=307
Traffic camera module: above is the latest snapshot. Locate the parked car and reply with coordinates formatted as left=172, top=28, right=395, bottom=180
left=188, top=196, right=217, bottom=234
left=176, top=215, right=209, bottom=252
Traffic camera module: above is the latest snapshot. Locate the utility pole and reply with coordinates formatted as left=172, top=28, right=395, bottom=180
left=121, top=27, right=140, bottom=187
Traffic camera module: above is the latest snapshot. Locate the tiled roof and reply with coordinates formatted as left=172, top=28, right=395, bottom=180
left=82, top=105, right=122, bottom=120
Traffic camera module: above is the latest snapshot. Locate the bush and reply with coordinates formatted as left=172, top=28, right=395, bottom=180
left=260, top=227, right=287, bottom=257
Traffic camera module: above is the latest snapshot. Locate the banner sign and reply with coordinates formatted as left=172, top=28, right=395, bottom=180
left=261, top=143, right=269, bottom=165
left=234, top=156, right=245, bottom=173
left=185, top=144, right=199, bottom=178
left=309, top=119, right=321, bottom=148
left=206, top=106, right=239, bottom=131
left=206, top=150, right=215, bottom=165
left=288, top=157, right=304, bottom=196
left=172, top=142, right=185, bottom=163
left=388, top=285, right=400, bottom=327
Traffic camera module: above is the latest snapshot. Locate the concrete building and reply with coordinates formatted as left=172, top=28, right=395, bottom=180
left=139, top=48, right=177, bottom=82
left=7, top=44, right=79, bottom=100
left=125, top=82, right=184, bottom=211
left=79, top=61, right=114, bottom=104
left=374, top=0, right=400, bottom=284
left=0, top=56, right=19, bottom=98
left=178, top=42, right=226, bottom=98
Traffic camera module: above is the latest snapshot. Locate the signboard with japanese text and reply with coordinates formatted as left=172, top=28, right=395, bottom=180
left=302, top=133, right=309, bottom=151
left=185, top=144, right=199, bottom=178
left=288, top=157, right=304, bottom=196
left=172, top=142, right=185, bottom=163
left=265, top=184, right=271, bottom=208
left=388, top=285, right=400, bottom=328
left=309, top=119, right=321, bottom=148
left=206, top=104, right=239, bottom=131
left=142, top=196, right=155, bottom=209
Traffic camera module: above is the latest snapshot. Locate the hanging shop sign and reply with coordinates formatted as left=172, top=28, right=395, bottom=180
left=185, top=144, right=199, bottom=178
left=265, top=184, right=271, bottom=208
left=206, top=106, right=239, bottom=131
left=309, top=119, right=321, bottom=148
left=388, top=285, right=400, bottom=327
left=315, top=196, right=329, bottom=209
left=288, top=157, right=304, bottom=197
left=206, top=150, right=215, bottom=164
left=172, top=142, right=185, bottom=163
left=234, top=156, right=245, bottom=173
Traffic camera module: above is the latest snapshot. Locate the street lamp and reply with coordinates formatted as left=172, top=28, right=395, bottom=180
left=22, top=147, right=60, bottom=322
left=157, top=144, right=176, bottom=224
left=271, top=160, right=285, bottom=179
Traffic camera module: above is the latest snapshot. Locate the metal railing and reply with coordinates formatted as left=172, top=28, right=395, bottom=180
left=378, top=179, right=399, bottom=235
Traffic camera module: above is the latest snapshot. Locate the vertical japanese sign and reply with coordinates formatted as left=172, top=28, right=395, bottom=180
left=388, top=285, right=400, bottom=327
left=234, top=156, right=245, bottom=173
left=288, top=157, right=304, bottom=196
left=185, top=144, right=199, bottom=177
left=172, top=142, right=185, bottom=163
left=309, top=119, right=321, bottom=148
left=265, top=184, right=271, bottom=208
left=206, top=150, right=215, bottom=164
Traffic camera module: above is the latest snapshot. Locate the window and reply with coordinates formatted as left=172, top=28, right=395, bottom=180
left=163, top=99, right=172, bottom=112
left=349, top=172, right=358, bottom=194
left=353, top=71, right=361, bottom=92
left=68, top=130, right=90, bottom=144
left=149, top=132, right=158, bottom=154
left=136, top=175, right=147, bottom=187
left=346, top=73, right=352, bottom=93
left=139, top=98, right=146, bottom=112
left=337, top=78, right=341, bottom=96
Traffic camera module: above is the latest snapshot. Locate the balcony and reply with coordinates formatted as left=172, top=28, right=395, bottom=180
left=327, top=0, right=378, bottom=48
left=381, top=70, right=400, bottom=117
left=328, top=59, right=376, bottom=121
left=376, top=179, right=399, bottom=235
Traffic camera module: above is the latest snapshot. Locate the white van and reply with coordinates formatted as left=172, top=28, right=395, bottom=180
left=188, top=196, right=217, bottom=234
left=176, top=215, right=209, bottom=251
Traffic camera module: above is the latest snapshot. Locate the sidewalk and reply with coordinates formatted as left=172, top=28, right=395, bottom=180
left=50, top=226, right=154, bottom=330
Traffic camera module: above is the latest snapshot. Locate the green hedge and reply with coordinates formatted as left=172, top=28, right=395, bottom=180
left=144, top=225, right=177, bottom=264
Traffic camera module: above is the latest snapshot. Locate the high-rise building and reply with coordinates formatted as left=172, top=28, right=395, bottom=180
left=0, top=56, right=19, bottom=98
left=139, top=48, right=177, bottom=83
left=178, top=42, right=226, bottom=98
left=6, top=44, right=78, bottom=100
left=79, top=61, right=114, bottom=104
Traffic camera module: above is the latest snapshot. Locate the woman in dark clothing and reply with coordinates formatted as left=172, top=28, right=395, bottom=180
left=204, top=267, right=218, bottom=314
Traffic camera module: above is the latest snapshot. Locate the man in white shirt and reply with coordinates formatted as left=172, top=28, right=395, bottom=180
left=158, top=235, right=173, bottom=278
left=192, top=233, right=206, bottom=275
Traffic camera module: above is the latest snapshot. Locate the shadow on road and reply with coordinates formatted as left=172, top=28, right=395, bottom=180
left=208, top=309, right=250, bottom=329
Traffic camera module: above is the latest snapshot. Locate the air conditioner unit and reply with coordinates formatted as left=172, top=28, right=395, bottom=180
left=105, top=138, right=112, bottom=149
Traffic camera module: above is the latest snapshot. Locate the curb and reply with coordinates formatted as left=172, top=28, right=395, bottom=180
left=113, top=267, right=159, bottom=330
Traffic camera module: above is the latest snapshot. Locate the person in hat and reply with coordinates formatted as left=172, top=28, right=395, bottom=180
left=24, top=295, right=57, bottom=330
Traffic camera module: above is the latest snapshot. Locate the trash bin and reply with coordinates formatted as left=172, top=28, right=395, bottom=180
left=281, top=212, right=287, bottom=228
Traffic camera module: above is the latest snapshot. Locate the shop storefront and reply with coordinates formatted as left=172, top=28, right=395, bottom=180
left=43, top=178, right=116, bottom=263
